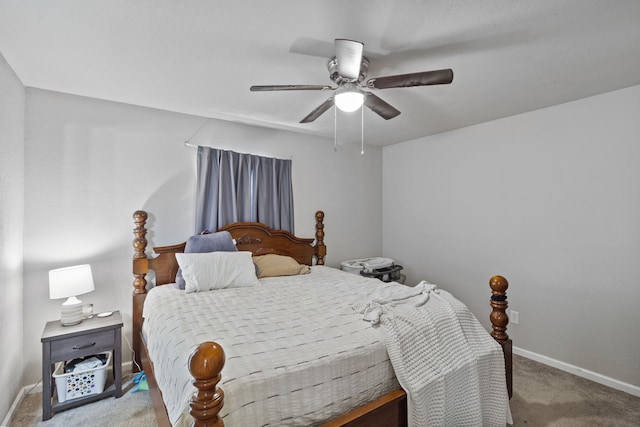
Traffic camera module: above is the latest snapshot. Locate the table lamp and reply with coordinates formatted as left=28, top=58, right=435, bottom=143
left=49, top=264, right=95, bottom=326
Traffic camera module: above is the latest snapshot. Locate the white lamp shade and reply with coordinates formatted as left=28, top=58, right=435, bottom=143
left=49, top=264, right=95, bottom=300
left=334, top=90, right=364, bottom=112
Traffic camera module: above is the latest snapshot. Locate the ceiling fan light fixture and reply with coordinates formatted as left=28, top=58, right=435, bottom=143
left=334, top=88, right=364, bottom=112
left=250, top=38, right=453, bottom=123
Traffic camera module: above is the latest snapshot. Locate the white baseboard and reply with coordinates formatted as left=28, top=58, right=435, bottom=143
left=1, top=361, right=134, bottom=427
left=1, top=385, right=29, bottom=427
left=514, top=346, right=640, bottom=397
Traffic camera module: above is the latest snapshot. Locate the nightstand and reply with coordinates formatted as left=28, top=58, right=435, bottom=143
left=41, top=310, right=123, bottom=420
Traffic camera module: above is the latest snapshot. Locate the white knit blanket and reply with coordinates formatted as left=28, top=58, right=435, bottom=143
left=353, top=281, right=511, bottom=427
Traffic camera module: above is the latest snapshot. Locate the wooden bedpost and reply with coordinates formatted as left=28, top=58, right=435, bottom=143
left=489, top=275, right=513, bottom=399
left=189, top=342, right=226, bottom=427
left=132, top=210, right=149, bottom=293
left=315, top=210, right=326, bottom=265
left=132, top=210, right=150, bottom=371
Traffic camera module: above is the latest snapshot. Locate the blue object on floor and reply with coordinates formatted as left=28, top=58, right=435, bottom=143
left=131, top=371, right=148, bottom=393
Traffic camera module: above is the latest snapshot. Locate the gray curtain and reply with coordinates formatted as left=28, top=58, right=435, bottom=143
left=195, top=147, right=294, bottom=233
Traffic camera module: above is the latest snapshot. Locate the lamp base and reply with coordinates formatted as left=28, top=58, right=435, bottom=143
left=60, top=297, right=83, bottom=326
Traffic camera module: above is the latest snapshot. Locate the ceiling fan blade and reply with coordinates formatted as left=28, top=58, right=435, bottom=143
left=334, top=39, right=364, bottom=80
left=367, top=69, right=454, bottom=89
left=300, top=97, right=334, bottom=123
left=250, top=85, right=333, bottom=91
left=364, top=93, right=401, bottom=120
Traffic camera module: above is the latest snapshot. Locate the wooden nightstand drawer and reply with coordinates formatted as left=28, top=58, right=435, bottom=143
left=50, top=329, right=116, bottom=361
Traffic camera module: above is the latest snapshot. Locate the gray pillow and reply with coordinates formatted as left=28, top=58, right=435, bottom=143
left=175, top=230, right=237, bottom=289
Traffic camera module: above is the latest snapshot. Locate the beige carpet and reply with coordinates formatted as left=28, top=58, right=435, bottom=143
left=8, top=372, right=156, bottom=427
left=8, top=355, right=640, bottom=426
left=509, top=355, right=640, bottom=426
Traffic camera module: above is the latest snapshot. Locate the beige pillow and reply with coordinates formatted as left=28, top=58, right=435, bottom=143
left=253, top=254, right=311, bottom=278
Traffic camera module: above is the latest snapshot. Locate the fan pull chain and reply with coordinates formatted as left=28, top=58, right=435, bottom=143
left=361, top=105, right=364, bottom=155
left=334, top=104, right=338, bottom=152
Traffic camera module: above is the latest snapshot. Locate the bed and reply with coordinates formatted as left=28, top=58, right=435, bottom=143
left=132, top=210, right=513, bottom=427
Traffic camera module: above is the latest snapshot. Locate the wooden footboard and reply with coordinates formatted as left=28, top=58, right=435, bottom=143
left=132, top=210, right=511, bottom=427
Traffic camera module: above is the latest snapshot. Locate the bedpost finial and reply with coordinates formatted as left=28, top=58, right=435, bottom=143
left=132, top=210, right=149, bottom=294
left=489, top=275, right=513, bottom=398
left=133, top=210, right=148, bottom=222
left=314, top=211, right=326, bottom=265
left=490, top=275, right=508, bottom=293
left=489, top=275, right=509, bottom=344
left=189, top=341, right=226, bottom=379
left=189, top=342, right=226, bottom=427
left=132, top=210, right=149, bottom=261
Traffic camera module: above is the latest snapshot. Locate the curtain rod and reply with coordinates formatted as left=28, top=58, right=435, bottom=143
left=182, top=119, right=292, bottom=160
left=184, top=143, right=293, bottom=160
left=183, top=118, right=211, bottom=148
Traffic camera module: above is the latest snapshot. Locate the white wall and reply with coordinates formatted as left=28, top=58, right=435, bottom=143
left=17, top=76, right=639, bottom=407
left=383, top=85, right=640, bottom=388
left=0, top=52, right=25, bottom=421
left=21, top=89, right=382, bottom=385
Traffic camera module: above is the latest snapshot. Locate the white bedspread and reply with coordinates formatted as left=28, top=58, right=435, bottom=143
left=143, top=266, right=510, bottom=426
left=354, top=281, right=511, bottom=427
left=143, top=266, right=399, bottom=426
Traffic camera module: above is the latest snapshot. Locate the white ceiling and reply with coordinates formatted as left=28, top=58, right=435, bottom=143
left=1, top=0, right=640, bottom=146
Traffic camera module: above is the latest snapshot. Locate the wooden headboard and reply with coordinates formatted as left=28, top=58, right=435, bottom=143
left=132, top=210, right=326, bottom=287
left=220, top=213, right=325, bottom=267
left=131, top=210, right=327, bottom=369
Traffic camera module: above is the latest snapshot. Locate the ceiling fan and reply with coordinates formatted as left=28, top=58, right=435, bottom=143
left=250, top=39, right=454, bottom=123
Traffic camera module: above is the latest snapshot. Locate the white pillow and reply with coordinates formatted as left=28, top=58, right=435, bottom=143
left=176, top=251, right=259, bottom=293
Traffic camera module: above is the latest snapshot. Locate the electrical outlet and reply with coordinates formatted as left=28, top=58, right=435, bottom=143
left=510, top=310, right=519, bottom=325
